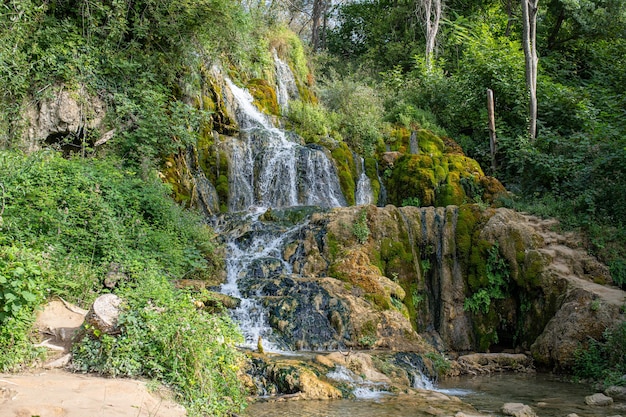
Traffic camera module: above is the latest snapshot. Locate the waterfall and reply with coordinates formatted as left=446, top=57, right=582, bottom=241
left=273, top=50, right=299, bottom=113
left=411, top=369, right=435, bottom=390
left=354, top=155, right=374, bottom=206
left=218, top=77, right=347, bottom=351
left=224, top=77, right=346, bottom=211
left=219, top=208, right=307, bottom=350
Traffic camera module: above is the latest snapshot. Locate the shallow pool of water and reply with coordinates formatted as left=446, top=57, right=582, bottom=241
left=247, top=373, right=621, bottom=417
left=438, top=373, right=617, bottom=417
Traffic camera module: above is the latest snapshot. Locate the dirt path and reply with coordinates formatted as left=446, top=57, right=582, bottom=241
left=0, top=299, right=187, bottom=417
left=0, top=370, right=186, bottom=417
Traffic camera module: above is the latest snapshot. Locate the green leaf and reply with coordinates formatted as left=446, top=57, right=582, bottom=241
left=21, top=291, right=37, bottom=302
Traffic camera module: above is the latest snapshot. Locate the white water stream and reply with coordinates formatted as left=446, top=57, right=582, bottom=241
left=219, top=77, right=347, bottom=350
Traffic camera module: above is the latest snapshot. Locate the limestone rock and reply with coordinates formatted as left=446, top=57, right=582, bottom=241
left=501, top=402, right=537, bottom=417
left=84, top=294, right=123, bottom=335
left=298, top=371, right=342, bottom=399
left=585, top=393, right=614, bottom=406
left=457, top=353, right=533, bottom=374
left=22, top=85, right=106, bottom=152
left=606, top=386, right=626, bottom=401
left=531, top=288, right=623, bottom=370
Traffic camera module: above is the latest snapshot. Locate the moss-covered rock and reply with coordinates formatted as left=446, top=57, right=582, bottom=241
left=247, top=78, right=280, bottom=116
left=382, top=128, right=503, bottom=208
left=330, top=142, right=357, bottom=206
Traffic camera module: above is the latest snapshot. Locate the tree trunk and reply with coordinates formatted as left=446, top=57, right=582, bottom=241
left=311, top=0, right=324, bottom=51
left=416, top=0, right=443, bottom=70
left=521, top=0, right=539, bottom=140
left=487, top=89, right=497, bottom=172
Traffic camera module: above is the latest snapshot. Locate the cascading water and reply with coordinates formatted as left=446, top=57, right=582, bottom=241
left=273, top=51, right=299, bottom=113
left=354, top=155, right=374, bottom=206
left=224, top=78, right=345, bottom=211
left=218, top=77, right=346, bottom=350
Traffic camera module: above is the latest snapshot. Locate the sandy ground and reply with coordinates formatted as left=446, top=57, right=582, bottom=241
left=0, top=299, right=186, bottom=417
left=0, top=370, right=187, bottom=417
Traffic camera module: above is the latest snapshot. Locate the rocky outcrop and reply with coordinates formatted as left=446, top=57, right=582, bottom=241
left=22, top=85, right=106, bottom=152
left=606, top=386, right=626, bottom=402
left=84, top=294, right=122, bottom=335
left=455, top=353, right=534, bottom=374
left=275, top=205, right=624, bottom=370
left=585, top=393, right=614, bottom=406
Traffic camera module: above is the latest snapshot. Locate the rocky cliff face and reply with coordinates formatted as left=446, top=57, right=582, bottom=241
left=21, top=85, right=107, bottom=153
left=267, top=205, right=624, bottom=370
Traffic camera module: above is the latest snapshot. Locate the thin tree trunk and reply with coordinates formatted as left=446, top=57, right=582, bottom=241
left=416, top=0, right=442, bottom=70
left=487, top=89, right=497, bottom=172
left=521, top=0, right=539, bottom=140
left=311, top=0, right=323, bottom=51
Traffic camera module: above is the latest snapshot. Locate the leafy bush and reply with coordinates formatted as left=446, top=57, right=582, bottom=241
left=0, top=150, right=234, bottom=391
left=352, top=208, right=371, bottom=244
left=72, top=272, right=246, bottom=416
left=464, top=243, right=509, bottom=314
left=286, top=99, right=339, bottom=143
left=574, top=322, right=626, bottom=388
left=320, top=75, right=385, bottom=155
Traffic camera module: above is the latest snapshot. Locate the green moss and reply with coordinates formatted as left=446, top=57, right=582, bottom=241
left=364, top=157, right=380, bottom=203
left=215, top=174, right=229, bottom=212
left=331, top=142, right=356, bottom=206
left=520, top=250, right=548, bottom=288
left=326, top=232, right=341, bottom=260
left=417, top=129, right=445, bottom=156
left=365, top=293, right=391, bottom=310
left=387, top=127, right=410, bottom=152
left=435, top=183, right=466, bottom=206
left=247, top=78, right=280, bottom=116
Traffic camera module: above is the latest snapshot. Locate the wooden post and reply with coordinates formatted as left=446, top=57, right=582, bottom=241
left=487, top=88, right=497, bottom=172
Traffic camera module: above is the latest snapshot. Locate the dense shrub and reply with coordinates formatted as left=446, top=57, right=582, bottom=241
left=0, top=151, right=245, bottom=416
left=574, top=322, right=626, bottom=388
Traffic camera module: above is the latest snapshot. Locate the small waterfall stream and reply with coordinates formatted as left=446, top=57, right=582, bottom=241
left=354, top=155, right=374, bottom=205
left=273, top=51, right=299, bottom=113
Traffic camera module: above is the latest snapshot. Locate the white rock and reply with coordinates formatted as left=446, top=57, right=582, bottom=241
left=501, top=402, right=537, bottom=417
left=585, top=393, right=614, bottom=406
left=84, top=293, right=123, bottom=335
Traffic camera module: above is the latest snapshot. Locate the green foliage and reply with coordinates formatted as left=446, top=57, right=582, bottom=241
left=425, top=352, right=451, bottom=376
left=0, top=150, right=232, bottom=390
left=402, top=197, right=421, bottom=207
left=464, top=243, right=510, bottom=314
left=320, top=75, right=385, bottom=155
left=72, top=273, right=246, bottom=416
left=609, top=260, right=626, bottom=289
left=352, top=208, right=371, bottom=244
left=0, top=0, right=251, bottom=161
left=574, top=322, right=626, bottom=388
left=0, top=246, right=45, bottom=324
left=286, top=99, right=338, bottom=143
